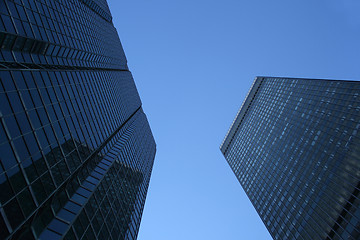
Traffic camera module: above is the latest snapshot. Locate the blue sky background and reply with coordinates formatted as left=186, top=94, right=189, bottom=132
left=107, top=1, right=360, bottom=239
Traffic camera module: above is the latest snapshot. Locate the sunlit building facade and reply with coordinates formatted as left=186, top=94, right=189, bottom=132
left=0, top=0, right=156, bottom=239
left=221, top=77, right=360, bottom=240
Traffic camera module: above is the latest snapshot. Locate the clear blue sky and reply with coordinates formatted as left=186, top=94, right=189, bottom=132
left=107, top=1, right=360, bottom=239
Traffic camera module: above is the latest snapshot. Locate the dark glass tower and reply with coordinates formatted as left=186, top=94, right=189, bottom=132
left=0, top=1, right=156, bottom=240
left=221, top=77, right=360, bottom=240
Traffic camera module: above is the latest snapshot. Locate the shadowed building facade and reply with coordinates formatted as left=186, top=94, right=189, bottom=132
left=221, top=77, right=360, bottom=240
left=0, top=0, right=156, bottom=239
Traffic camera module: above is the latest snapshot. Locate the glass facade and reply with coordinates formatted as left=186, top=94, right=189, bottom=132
left=0, top=1, right=156, bottom=239
left=221, top=77, right=360, bottom=240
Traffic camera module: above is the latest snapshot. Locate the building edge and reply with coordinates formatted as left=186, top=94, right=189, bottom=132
left=220, top=76, right=263, bottom=155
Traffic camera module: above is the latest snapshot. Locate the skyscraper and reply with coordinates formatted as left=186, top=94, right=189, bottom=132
left=221, top=77, right=360, bottom=240
left=0, top=1, right=156, bottom=239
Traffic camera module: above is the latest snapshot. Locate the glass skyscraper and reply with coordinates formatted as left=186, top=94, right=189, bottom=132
left=221, top=77, right=360, bottom=240
left=0, top=0, right=156, bottom=239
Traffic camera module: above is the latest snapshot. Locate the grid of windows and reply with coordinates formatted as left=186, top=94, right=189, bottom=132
left=0, top=0, right=156, bottom=239
left=0, top=0, right=127, bottom=69
left=40, top=110, right=155, bottom=240
left=221, top=77, right=360, bottom=240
